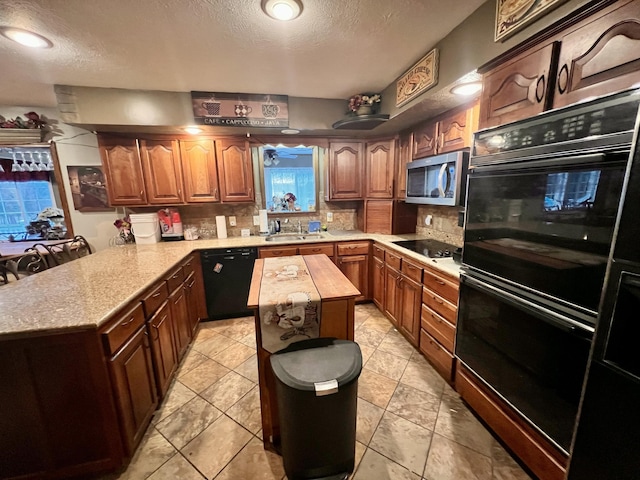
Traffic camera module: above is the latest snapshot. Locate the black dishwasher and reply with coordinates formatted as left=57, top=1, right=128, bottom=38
left=201, top=247, right=258, bottom=320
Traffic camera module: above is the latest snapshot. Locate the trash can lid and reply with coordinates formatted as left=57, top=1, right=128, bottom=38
left=270, top=338, right=362, bottom=392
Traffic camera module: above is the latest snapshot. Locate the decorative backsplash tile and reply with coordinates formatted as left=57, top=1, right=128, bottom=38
left=415, top=205, right=463, bottom=247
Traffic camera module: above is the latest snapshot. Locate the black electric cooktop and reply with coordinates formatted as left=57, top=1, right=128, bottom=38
left=392, top=239, right=458, bottom=259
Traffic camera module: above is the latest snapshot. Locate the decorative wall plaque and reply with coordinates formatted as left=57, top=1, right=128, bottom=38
left=191, top=92, right=289, bottom=128
left=495, top=0, right=568, bottom=42
left=395, top=48, right=439, bottom=108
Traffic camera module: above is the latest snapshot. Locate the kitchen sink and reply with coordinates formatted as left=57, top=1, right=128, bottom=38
left=264, top=233, right=324, bottom=242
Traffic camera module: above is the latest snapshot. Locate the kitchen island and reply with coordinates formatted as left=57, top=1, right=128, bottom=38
left=0, top=232, right=460, bottom=479
left=247, top=254, right=360, bottom=450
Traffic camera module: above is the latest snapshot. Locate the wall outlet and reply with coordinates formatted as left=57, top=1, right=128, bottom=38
left=425, top=215, right=433, bottom=226
left=229, top=216, right=237, bottom=226
left=326, top=212, right=333, bottom=222
left=253, top=215, right=260, bottom=226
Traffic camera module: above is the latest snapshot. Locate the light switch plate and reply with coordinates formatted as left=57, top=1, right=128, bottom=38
left=229, top=216, right=237, bottom=226
left=253, top=215, right=260, bottom=226
left=327, top=212, right=333, bottom=222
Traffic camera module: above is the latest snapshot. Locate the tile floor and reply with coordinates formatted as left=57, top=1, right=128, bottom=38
left=101, top=303, right=534, bottom=480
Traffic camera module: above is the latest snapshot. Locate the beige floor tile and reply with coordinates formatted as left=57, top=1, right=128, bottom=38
left=360, top=314, right=393, bottom=334
left=354, top=326, right=386, bottom=348
left=145, top=453, right=205, bottom=480
left=233, top=354, right=259, bottom=383
left=192, top=333, right=235, bottom=358
left=155, top=396, right=222, bottom=449
left=354, top=309, right=370, bottom=330
left=216, top=437, right=285, bottom=480
left=369, top=411, right=432, bottom=475
left=352, top=448, right=421, bottom=480
left=226, top=385, right=263, bottom=434
left=181, top=415, right=252, bottom=480
left=192, top=327, right=218, bottom=346
left=238, top=332, right=257, bottom=349
left=118, top=428, right=177, bottom=480
left=218, top=317, right=256, bottom=341
left=357, top=368, right=398, bottom=409
left=177, top=350, right=210, bottom=376
left=356, top=397, right=385, bottom=445
left=178, top=358, right=230, bottom=393
left=377, top=331, right=415, bottom=360
left=152, top=380, right=197, bottom=425
left=364, top=349, right=409, bottom=381
left=400, top=355, right=445, bottom=399
left=357, top=342, right=376, bottom=365
left=423, top=433, right=492, bottom=480
left=386, top=383, right=441, bottom=431
left=434, top=394, right=496, bottom=456
left=200, top=370, right=255, bottom=412
left=212, top=342, right=256, bottom=369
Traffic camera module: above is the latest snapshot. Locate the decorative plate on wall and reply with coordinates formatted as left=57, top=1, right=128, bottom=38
left=495, top=0, right=568, bottom=42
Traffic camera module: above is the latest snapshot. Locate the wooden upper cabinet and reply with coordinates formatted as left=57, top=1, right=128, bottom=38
left=98, top=135, right=147, bottom=206
left=553, top=0, right=640, bottom=109
left=215, top=139, right=254, bottom=202
left=396, top=132, right=412, bottom=198
left=479, top=42, right=557, bottom=130
left=438, top=103, right=479, bottom=154
left=413, top=121, right=438, bottom=159
left=180, top=139, right=220, bottom=203
left=139, top=139, right=184, bottom=205
left=365, top=139, right=395, bottom=198
left=327, top=141, right=364, bottom=200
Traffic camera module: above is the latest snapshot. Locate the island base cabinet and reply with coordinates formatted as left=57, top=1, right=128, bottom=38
left=108, top=325, right=158, bottom=457
left=0, top=331, right=123, bottom=479
left=148, top=300, right=179, bottom=398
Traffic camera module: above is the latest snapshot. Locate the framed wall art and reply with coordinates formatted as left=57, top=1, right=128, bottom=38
left=66, top=165, right=113, bottom=211
left=396, top=48, right=439, bottom=108
left=495, top=0, right=569, bottom=42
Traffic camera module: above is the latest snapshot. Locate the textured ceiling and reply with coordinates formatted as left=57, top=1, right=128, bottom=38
left=0, top=0, right=485, bottom=108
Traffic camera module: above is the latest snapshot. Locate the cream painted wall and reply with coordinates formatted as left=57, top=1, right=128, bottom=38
left=1, top=106, right=116, bottom=251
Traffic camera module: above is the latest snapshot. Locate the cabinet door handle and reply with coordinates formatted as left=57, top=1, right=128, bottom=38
left=557, top=64, right=569, bottom=94
left=248, top=187, right=253, bottom=197
left=152, top=292, right=162, bottom=298
left=140, top=190, right=144, bottom=196
left=187, top=279, right=195, bottom=289
left=121, top=316, right=136, bottom=327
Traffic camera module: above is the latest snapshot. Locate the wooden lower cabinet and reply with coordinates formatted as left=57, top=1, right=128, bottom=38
left=170, top=284, right=191, bottom=361
left=398, top=274, right=421, bottom=346
left=456, top=364, right=567, bottom=480
left=372, top=256, right=385, bottom=310
left=337, top=253, right=369, bottom=302
left=384, top=266, right=401, bottom=326
left=148, top=300, right=178, bottom=398
left=108, top=323, right=158, bottom=456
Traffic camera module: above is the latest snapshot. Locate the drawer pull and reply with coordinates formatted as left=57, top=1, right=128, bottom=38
left=430, top=339, right=441, bottom=351
left=120, top=316, right=136, bottom=327
left=172, top=273, right=179, bottom=279
left=434, top=278, right=446, bottom=286
left=152, top=292, right=162, bottom=298
left=432, top=295, right=443, bottom=305
left=187, top=279, right=196, bottom=288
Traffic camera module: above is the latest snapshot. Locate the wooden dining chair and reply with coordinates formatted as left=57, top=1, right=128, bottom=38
left=37, top=235, right=92, bottom=266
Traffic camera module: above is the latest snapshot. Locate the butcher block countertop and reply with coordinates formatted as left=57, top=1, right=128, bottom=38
left=0, top=232, right=461, bottom=338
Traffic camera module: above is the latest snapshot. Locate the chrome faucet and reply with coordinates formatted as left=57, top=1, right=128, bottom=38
left=296, top=220, right=302, bottom=234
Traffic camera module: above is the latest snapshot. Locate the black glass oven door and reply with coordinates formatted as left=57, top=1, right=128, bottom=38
left=456, top=274, right=593, bottom=453
left=463, top=152, right=628, bottom=314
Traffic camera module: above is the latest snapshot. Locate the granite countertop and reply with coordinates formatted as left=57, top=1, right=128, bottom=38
left=0, top=232, right=461, bottom=338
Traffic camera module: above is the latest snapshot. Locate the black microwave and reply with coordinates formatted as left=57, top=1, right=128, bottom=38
left=405, top=150, right=469, bottom=206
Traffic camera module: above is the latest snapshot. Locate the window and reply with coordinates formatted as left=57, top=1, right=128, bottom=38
left=259, top=145, right=319, bottom=213
left=0, top=147, right=60, bottom=238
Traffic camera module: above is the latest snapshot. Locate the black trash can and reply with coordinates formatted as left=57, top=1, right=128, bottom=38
left=270, top=337, right=362, bottom=480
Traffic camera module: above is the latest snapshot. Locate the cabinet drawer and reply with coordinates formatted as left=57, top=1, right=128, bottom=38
left=421, top=304, right=455, bottom=352
left=372, top=243, right=385, bottom=260
left=298, top=243, right=334, bottom=257
left=422, top=286, right=457, bottom=324
left=402, top=259, right=423, bottom=283
left=423, top=268, right=459, bottom=304
left=103, top=303, right=146, bottom=356
left=336, top=241, right=369, bottom=256
left=385, top=250, right=402, bottom=271
left=420, top=329, right=454, bottom=382
left=142, top=282, right=169, bottom=318
left=259, top=246, right=298, bottom=258
left=182, top=255, right=196, bottom=278
left=166, top=266, right=185, bottom=293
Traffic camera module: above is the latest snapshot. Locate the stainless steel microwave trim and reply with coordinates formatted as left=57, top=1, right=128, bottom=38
left=462, top=274, right=595, bottom=336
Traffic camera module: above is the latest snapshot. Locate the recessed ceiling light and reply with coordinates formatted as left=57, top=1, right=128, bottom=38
left=451, top=82, right=482, bottom=96
left=0, top=27, right=52, bottom=48
left=281, top=129, right=300, bottom=134
left=184, top=126, right=202, bottom=134
left=262, top=0, right=303, bottom=21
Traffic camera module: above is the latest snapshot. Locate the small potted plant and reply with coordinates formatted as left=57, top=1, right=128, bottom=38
left=348, top=94, right=381, bottom=116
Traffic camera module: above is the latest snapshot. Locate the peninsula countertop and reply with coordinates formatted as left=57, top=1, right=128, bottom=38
left=0, top=232, right=461, bottom=338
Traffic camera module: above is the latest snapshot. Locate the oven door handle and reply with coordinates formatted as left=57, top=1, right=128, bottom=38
left=463, top=275, right=595, bottom=337
left=471, top=152, right=608, bottom=174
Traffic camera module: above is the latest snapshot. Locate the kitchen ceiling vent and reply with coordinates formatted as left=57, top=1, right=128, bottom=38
left=332, top=113, right=389, bottom=130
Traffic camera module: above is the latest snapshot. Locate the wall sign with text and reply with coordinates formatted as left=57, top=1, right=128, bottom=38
left=396, top=48, right=439, bottom=108
left=495, top=0, right=568, bottom=42
left=191, top=92, right=289, bottom=128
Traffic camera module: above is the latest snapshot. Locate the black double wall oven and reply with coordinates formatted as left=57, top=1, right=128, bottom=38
left=456, top=90, right=640, bottom=455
